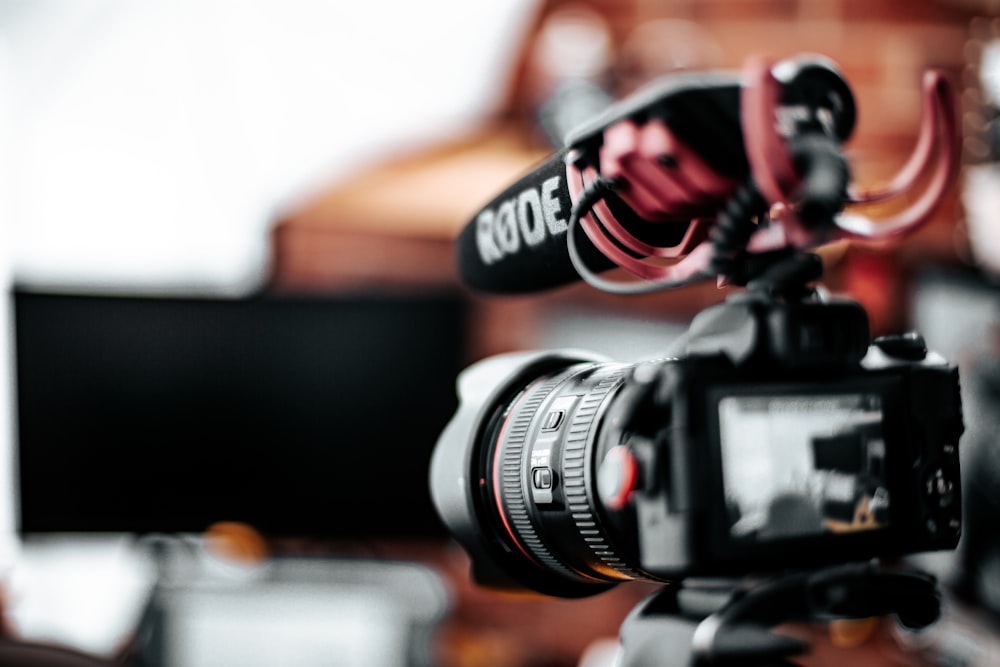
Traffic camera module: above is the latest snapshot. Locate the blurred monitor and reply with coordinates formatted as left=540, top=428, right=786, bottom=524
left=13, top=290, right=464, bottom=538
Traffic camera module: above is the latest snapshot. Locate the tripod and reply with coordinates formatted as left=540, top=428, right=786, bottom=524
left=616, top=562, right=941, bottom=666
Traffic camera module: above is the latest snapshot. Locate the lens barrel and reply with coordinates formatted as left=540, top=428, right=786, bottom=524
left=430, top=351, right=652, bottom=597
left=486, top=360, right=644, bottom=586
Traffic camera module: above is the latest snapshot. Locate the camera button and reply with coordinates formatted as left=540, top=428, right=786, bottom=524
left=873, top=332, right=927, bottom=361
left=926, top=467, right=955, bottom=509
left=542, top=410, right=565, bottom=431
left=531, top=467, right=556, bottom=506
left=598, top=446, right=639, bottom=511
left=532, top=467, right=553, bottom=490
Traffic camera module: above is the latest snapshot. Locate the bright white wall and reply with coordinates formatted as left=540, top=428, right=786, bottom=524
left=1, top=0, right=536, bottom=295
left=0, top=29, right=14, bottom=559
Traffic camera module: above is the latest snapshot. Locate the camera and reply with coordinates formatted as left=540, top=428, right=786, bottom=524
left=431, top=52, right=964, bottom=663
left=430, top=281, right=963, bottom=598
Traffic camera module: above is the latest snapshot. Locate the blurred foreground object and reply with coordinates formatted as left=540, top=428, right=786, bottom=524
left=134, top=538, right=447, bottom=667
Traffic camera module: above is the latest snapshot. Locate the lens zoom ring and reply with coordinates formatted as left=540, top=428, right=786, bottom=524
left=499, top=376, right=577, bottom=577
left=563, top=371, right=640, bottom=580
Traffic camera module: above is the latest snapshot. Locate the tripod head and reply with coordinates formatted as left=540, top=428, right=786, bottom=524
left=618, top=563, right=941, bottom=667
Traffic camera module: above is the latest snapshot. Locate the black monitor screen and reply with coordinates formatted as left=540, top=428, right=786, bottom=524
left=14, top=290, right=465, bottom=538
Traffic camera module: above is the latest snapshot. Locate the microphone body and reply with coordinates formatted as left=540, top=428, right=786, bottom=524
left=455, top=55, right=954, bottom=295
left=456, top=150, right=612, bottom=293
left=456, top=71, right=750, bottom=294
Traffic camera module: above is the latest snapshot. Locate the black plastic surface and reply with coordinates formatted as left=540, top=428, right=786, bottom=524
left=15, top=290, right=464, bottom=538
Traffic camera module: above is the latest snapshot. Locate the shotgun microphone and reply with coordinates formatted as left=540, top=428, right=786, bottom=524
left=453, top=55, right=957, bottom=296
left=455, top=149, right=591, bottom=294
left=455, top=150, right=690, bottom=293
left=455, top=68, right=748, bottom=295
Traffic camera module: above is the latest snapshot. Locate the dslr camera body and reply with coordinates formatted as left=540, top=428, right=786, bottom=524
left=431, top=279, right=963, bottom=598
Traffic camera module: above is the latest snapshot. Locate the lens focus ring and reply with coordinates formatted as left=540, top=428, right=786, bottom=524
left=495, top=374, right=581, bottom=580
left=562, top=369, right=641, bottom=580
left=493, top=364, right=639, bottom=585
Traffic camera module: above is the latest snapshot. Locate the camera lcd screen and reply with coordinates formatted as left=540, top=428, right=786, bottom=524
left=718, top=393, right=888, bottom=543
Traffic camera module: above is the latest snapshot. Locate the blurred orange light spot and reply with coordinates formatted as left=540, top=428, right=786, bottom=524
left=204, top=521, right=270, bottom=565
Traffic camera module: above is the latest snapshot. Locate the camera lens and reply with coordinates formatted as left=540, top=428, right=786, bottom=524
left=473, top=359, right=648, bottom=594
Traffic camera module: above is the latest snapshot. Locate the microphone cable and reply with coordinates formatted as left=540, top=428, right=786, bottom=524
left=566, top=176, right=767, bottom=295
